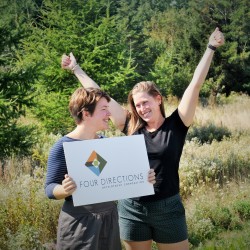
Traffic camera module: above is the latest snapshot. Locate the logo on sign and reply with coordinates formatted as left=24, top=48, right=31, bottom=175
left=85, top=151, right=107, bottom=176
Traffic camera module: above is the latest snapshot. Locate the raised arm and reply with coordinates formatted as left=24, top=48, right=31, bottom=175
left=178, top=27, right=225, bottom=127
left=61, top=53, right=128, bottom=131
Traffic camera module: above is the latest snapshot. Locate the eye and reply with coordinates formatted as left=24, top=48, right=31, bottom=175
left=102, top=106, right=109, bottom=111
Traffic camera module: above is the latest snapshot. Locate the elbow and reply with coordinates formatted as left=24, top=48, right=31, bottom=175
left=45, top=183, right=57, bottom=199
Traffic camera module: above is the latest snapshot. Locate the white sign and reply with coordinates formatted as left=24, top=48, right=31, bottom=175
left=63, top=134, right=154, bottom=206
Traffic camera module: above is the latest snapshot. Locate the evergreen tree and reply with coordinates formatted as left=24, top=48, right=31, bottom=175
left=19, top=0, right=138, bottom=134
left=187, top=0, right=250, bottom=96
left=0, top=0, right=40, bottom=165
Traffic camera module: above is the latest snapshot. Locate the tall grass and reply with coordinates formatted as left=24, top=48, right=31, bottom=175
left=179, top=135, right=250, bottom=197
left=185, top=181, right=250, bottom=249
left=0, top=168, right=62, bottom=249
left=194, top=93, right=250, bottom=132
left=0, top=132, right=61, bottom=249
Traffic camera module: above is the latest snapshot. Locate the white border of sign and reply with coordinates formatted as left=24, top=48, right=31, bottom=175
left=63, top=134, right=154, bottom=206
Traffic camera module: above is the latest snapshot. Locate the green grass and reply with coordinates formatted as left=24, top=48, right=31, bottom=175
left=185, top=181, right=250, bottom=249
left=193, top=221, right=250, bottom=250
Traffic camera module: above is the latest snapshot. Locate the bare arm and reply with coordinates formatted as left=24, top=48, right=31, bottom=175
left=178, top=28, right=225, bottom=126
left=61, top=53, right=127, bottom=131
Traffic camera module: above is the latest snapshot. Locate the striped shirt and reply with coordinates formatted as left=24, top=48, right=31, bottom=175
left=45, top=135, right=104, bottom=200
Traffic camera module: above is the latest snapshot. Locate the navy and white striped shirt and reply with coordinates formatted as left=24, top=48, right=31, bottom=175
left=45, top=135, right=104, bottom=200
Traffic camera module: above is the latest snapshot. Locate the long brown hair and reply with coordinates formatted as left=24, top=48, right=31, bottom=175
left=127, top=81, right=165, bottom=135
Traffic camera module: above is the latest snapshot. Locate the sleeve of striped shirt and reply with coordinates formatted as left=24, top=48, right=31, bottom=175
left=45, top=138, right=68, bottom=199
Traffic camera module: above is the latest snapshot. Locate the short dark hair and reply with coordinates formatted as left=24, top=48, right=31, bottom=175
left=69, top=87, right=111, bottom=124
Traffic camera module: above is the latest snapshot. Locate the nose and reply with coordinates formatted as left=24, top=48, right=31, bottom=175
left=140, top=103, right=147, bottom=112
left=136, top=104, right=144, bottom=113
left=107, top=110, right=111, bottom=116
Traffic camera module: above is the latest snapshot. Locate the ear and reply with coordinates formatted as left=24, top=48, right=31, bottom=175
left=156, top=95, right=162, bottom=105
left=82, top=110, right=91, bottom=118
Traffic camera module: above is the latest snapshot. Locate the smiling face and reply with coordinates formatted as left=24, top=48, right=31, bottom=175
left=127, top=81, right=166, bottom=134
left=132, top=91, right=162, bottom=123
left=69, top=87, right=110, bottom=126
left=89, top=97, right=111, bottom=131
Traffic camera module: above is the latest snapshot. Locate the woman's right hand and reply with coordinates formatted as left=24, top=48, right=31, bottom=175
left=61, top=52, right=77, bottom=71
left=62, top=174, right=77, bottom=196
left=60, top=52, right=127, bottom=132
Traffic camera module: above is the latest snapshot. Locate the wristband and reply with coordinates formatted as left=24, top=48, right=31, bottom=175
left=71, top=64, right=78, bottom=72
left=208, top=44, right=216, bottom=51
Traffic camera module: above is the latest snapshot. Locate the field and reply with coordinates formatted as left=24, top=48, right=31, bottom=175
left=0, top=94, right=250, bottom=250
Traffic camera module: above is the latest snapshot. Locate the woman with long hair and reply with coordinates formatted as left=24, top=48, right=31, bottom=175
left=61, top=28, right=224, bottom=250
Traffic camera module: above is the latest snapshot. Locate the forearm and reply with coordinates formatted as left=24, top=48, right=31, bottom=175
left=52, top=184, right=72, bottom=200
left=73, top=65, right=100, bottom=89
left=189, top=47, right=215, bottom=90
left=73, top=65, right=127, bottom=130
left=178, top=46, right=215, bottom=126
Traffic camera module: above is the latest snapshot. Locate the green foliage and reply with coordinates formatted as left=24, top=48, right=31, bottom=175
left=33, top=91, right=74, bottom=135
left=188, top=218, right=216, bottom=246
left=0, top=122, right=37, bottom=161
left=32, top=132, right=60, bottom=168
left=16, top=0, right=142, bottom=134
left=194, top=221, right=250, bottom=250
left=187, top=191, right=250, bottom=247
left=0, top=168, right=61, bottom=249
left=7, top=224, right=45, bottom=250
left=146, top=8, right=198, bottom=97
left=1, top=0, right=248, bottom=136
left=180, top=134, right=250, bottom=198
left=0, top=0, right=40, bottom=160
left=0, top=0, right=249, bottom=137
left=234, top=201, right=250, bottom=221
left=187, top=0, right=250, bottom=96
left=186, top=123, right=231, bottom=144
left=209, top=207, right=232, bottom=230
left=19, top=0, right=139, bottom=97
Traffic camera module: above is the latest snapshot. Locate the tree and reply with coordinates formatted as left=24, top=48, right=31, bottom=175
left=115, top=0, right=179, bottom=82
left=144, top=6, right=203, bottom=97
left=0, top=0, right=40, bottom=169
left=187, top=0, right=250, bottom=96
left=18, top=0, right=138, bottom=134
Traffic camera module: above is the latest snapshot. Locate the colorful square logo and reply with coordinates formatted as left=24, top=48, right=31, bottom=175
left=85, top=151, right=107, bottom=176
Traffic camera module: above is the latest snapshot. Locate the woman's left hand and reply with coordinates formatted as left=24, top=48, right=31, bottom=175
left=209, top=27, right=225, bottom=48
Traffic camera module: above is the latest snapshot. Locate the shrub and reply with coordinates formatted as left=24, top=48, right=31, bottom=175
left=0, top=123, right=37, bottom=163
left=234, top=201, right=250, bottom=221
left=185, top=181, right=250, bottom=248
left=193, top=221, right=250, bottom=249
left=186, top=123, right=231, bottom=144
left=0, top=168, right=61, bottom=249
left=32, top=132, right=60, bottom=168
left=209, top=207, right=232, bottom=230
left=180, top=134, right=250, bottom=197
left=188, top=218, right=216, bottom=246
left=6, top=224, right=45, bottom=250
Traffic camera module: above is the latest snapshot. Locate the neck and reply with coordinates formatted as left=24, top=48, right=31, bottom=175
left=66, top=125, right=99, bottom=140
left=146, top=115, right=165, bottom=132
